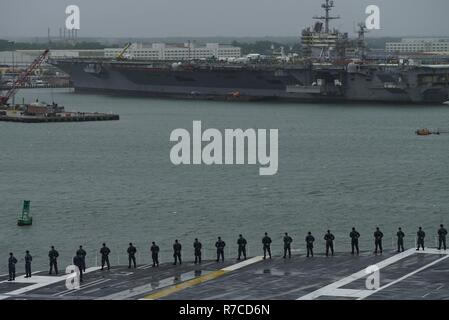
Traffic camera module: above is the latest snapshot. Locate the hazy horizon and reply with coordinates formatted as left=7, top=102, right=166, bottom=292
left=1, top=0, right=449, bottom=39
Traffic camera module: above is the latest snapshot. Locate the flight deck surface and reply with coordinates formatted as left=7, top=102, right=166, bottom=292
left=1, top=248, right=448, bottom=300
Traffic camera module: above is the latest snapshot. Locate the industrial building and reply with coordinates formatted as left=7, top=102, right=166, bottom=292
left=17, top=49, right=105, bottom=59
left=104, top=42, right=241, bottom=60
left=386, top=38, right=449, bottom=53
left=11, top=42, right=241, bottom=62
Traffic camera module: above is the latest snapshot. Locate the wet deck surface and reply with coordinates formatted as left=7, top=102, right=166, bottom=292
left=1, top=248, right=448, bottom=300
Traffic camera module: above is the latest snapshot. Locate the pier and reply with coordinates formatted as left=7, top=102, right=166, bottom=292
left=0, top=111, right=119, bottom=123
left=0, top=84, right=72, bottom=91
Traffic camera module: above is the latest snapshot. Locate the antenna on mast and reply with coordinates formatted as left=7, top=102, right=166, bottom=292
left=356, top=22, right=369, bottom=58
left=313, top=0, right=340, bottom=33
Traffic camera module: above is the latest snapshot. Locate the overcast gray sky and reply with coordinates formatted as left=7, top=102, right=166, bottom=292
left=1, top=0, right=448, bottom=38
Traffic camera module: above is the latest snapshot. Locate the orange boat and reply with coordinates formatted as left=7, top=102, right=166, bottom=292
left=416, top=128, right=432, bottom=136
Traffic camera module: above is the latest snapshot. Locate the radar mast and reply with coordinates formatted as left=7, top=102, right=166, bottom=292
left=313, top=0, right=340, bottom=33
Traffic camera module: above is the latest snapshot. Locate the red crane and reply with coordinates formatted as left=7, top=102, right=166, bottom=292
left=0, top=49, right=50, bottom=106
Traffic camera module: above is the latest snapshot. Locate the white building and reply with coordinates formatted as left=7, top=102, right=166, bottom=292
left=386, top=38, right=449, bottom=53
left=104, top=42, right=241, bottom=61
left=18, top=49, right=105, bottom=59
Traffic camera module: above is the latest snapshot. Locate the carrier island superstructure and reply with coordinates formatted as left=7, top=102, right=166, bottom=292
left=49, top=0, right=449, bottom=104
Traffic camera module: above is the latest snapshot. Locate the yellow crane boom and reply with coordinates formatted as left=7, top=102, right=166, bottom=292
left=116, top=43, right=132, bottom=60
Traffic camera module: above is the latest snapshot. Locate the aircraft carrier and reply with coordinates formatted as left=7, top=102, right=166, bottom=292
left=1, top=248, right=449, bottom=300
left=49, top=1, right=449, bottom=105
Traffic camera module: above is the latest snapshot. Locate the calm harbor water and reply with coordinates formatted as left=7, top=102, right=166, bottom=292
left=1, top=88, right=448, bottom=273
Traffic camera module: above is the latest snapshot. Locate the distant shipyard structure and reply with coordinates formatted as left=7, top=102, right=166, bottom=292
left=386, top=38, right=449, bottom=54
left=301, top=0, right=349, bottom=59
left=49, top=0, right=449, bottom=104
left=16, top=43, right=241, bottom=61
left=104, top=42, right=241, bottom=61
left=17, top=49, right=104, bottom=59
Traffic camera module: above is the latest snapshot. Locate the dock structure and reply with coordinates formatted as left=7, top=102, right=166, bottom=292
left=1, top=248, right=448, bottom=300
left=0, top=84, right=72, bottom=91
left=0, top=113, right=119, bottom=123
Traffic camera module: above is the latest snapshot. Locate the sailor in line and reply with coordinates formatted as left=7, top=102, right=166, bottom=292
left=100, top=243, right=111, bottom=270
left=151, top=242, right=160, bottom=267
left=397, top=227, right=405, bottom=252
left=237, top=234, right=247, bottom=261
left=305, top=232, right=315, bottom=257
left=262, top=233, right=272, bottom=259
left=73, top=253, right=84, bottom=283
left=374, top=227, right=383, bottom=254
left=8, top=253, right=17, bottom=281
left=350, top=228, right=360, bottom=255
left=283, top=232, right=293, bottom=259
left=173, top=240, right=182, bottom=265
left=324, top=230, right=335, bottom=256
left=48, top=246, right=59, bottom=275
left=438, top=224, right=447, bottom=250
left=416, top=227, right=425, bottom=251
left=215, top=237, right=226, bottom=262
left=194, top=238, right=202, bottom=264
left=25, top=250, right=32, bottom=278
left=76, top=245, right=87, bottom=272
left=127, top=243, right=137, bottom=268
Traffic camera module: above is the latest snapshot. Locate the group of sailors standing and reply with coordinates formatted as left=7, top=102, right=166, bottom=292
left=6, top=225, right=447, bottom=282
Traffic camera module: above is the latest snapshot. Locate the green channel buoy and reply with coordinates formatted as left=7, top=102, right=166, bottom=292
left=18, top=200, right=33, bottom=226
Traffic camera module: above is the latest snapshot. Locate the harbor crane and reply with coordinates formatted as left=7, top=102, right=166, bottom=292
left=116, top=43, right=132, bottom=61
left=0, top=48, right=50, bottom=106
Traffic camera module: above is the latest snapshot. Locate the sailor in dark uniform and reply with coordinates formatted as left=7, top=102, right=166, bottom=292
left=373, top=227, right=383, bottom=254
left=127, top=243, right=137, bottom=268
left=173, top=240, right=182, bottom=265
left=194, top=238, right=202, bottom=264
left=73, top=253, right=84, bottom=283
left=350, top=228, right=360, bottom=255
left=305, top=232, right=315, bottom=257
left=283, top=232, right=293, bottom=259
left=76, top=245, right=87, bottom=272
left=262, top=233, right=272, bottom=259
left=48, top=246, right=59, bottom=275
left=397, top=227, right=405, bottom=252
left=215, top=237, right=226, bottom=262
left=237, top=234, right=247, bottom=260
left=151, top=242, right=160, bottom=267
left=438, top=224, right=447, bottom=250
left=324, top=230, right=335, bottom=256
left=100, top=243, right=111, bottom=270
left=416, top=227, right=425, bottom=251
left=25, top=250, right=32, bottom=278
left=8, top=253, right=17, bottom=281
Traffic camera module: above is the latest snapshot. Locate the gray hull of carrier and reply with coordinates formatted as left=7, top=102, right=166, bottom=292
left=51, top=59, right=449, bottom=104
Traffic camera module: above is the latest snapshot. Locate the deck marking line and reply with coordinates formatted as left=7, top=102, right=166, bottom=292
left=357, top=254, right=449, bottom=300
left=52, top=278, right=105, bottom=296
left=143, top=256, right=264, bottom=300
left=137, top=264, right=152, bottom=270
left=54, top=278, right=111, bottom=296
left=415, top=248, right=449, bottom=255
left=298, top=248, right=448, bottom=300
left=298, top=249, right=417, bottom=300
left=0, top=267, right=101, bottom=300
left=98, top=271, right=203, bottom=300
left=322, top=288, right=371, bottom=298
